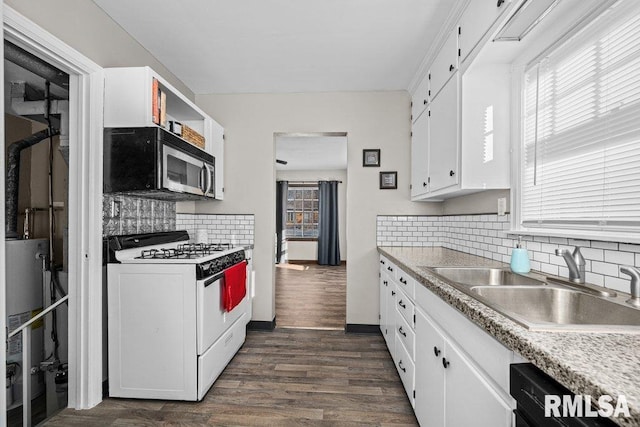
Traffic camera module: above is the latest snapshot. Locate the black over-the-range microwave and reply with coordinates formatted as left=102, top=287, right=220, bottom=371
left=103, top=127, right=215, bottom=201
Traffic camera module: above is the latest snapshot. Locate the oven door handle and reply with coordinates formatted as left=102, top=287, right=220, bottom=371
left=204, top=272, right=224, bottom=287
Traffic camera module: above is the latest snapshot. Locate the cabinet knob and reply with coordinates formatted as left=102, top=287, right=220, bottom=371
left=442, top=358, right=450, bottom=369
left=399, top=326, right=407, bottom=337
left=449, top=64, right=454, bottom=72
left=423, top=182, right=427, bottom=187
left=398, top=300, right=406, bottom=309
left=497, top=0, right=505, bottom=7
left=392, top=290, right=396, bottom=296
left=399, top=360, right=406, bottom=373
left=433, top=346, right=441, bottom=357
left=449, top=170, right=455, bottom=177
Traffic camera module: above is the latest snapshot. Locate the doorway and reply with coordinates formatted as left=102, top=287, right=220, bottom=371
left=274, top=133, right=347, bottom=330
left=2, top=6, right=105, bottom=422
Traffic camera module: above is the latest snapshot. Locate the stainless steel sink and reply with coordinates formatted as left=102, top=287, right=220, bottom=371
left=424, top=266, right=639, bottom=332
left=431, top=267, right=545, bottom=287
left=471, top=285, right=640, bottom=332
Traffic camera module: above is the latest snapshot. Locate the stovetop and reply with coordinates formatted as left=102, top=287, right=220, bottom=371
left=137, top=243, right=233, bottom=260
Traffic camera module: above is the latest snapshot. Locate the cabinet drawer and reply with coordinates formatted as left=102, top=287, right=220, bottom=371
left=395, top=333, right=416, bottom=407
left=396, top=310, right=415, bottom=360
left=396, top=270, right=415, bottom=299
left=396, top=288, right=415, bottom=328
left=380, top=256, right=397, bottom=279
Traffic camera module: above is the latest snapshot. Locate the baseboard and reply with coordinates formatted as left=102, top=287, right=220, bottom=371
left=345, top=324, right=380, bottom=334
left=247, top=317, right=277, bottom=331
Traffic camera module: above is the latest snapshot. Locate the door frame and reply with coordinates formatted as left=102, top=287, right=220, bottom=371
left=1, top=5, right=105, bottom=414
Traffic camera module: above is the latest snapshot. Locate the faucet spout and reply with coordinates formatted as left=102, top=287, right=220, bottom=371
left=555, top=246, right=585, bottom=284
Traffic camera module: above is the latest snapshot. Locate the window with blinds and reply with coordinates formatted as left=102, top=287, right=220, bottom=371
left=520, top=0, right=640, bottom=233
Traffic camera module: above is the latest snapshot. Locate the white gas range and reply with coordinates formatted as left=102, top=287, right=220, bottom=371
left=106, top=230, right=251, bottom=401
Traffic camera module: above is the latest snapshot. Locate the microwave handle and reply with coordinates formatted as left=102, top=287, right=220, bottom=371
left=199, top=164, right=207, bottom=194
left=204, top=163, right=213, bottom=196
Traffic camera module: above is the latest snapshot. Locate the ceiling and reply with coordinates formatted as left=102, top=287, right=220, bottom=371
left=276, top=135, right=347, bottom=170
left=93, top=0, right=454, bottom=94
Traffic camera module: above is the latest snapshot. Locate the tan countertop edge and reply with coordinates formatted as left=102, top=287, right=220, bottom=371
left=378, top=246, right=640, bottom=427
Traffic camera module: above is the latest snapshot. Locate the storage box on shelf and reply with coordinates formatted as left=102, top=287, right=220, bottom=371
left=103, top=66, right=224, bottom=200
left=379, top=255, right=518, bottom=426
left=410, top=0, right=513, bottom=201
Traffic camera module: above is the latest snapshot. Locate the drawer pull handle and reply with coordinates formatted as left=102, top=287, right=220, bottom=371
left=387, top=266, right=393, bottom=272
left=449, top=64, right=454, bottom=72
left=380, top=260, right=385, bottom=265
left=391, top=291, right=396, bottom=296
left=383, top=280, right=388, bottom=286
left=398, top=300, right=406, bottom=309
left=400, top=277, right=407, bottom=284
left=399, top=326, right=407, bottom=337
left=497, top=0, right=505, bottom=7
left=399, top=360, right=406, bottom=373
left=433, top=346, right=441, bottom=357
left=423, top=99, right=427, bottom=105
left=442, top=358, right=450, bottom=369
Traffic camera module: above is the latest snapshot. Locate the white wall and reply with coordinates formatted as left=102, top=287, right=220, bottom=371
left=5, top=0, right=194, bottom=100
left=276, top=169, right=347, bottom=262
left=185, top=92, right=442, bottom=324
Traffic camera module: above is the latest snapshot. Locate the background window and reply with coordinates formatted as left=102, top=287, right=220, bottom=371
left=518, top=0, right=640, bottom=235
left=286, top=186, right=319, bottom=238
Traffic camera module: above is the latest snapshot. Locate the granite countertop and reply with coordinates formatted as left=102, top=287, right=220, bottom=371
left=378, top=246, right=640, bottom=427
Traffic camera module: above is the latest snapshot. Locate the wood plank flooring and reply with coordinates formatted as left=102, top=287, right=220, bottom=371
left=276, top=263, right=346, bottom=329
left=43, top=329, right=417, bottom=426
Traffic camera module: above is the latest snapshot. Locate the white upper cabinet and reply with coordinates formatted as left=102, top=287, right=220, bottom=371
left=429, top=28, right=459, bottom=102
left=411, top=74, right=430, bottom=123
left=411, top=109, right=429, bottom=199
left=458, top=0, right=510, bottom=64
left=104, top=66, right=225, bottom=200
left=428, top=75, right=459, bottom=194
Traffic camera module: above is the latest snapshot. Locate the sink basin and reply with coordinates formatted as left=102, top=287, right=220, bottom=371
left=431, top=267, right=545, bottom=287
left=471, top=286, right=640, bottom=332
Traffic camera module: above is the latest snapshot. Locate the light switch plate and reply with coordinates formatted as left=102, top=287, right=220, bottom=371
left=497, top=197, right=507, bottom=216
left=111, top=200, right=121, bottom=218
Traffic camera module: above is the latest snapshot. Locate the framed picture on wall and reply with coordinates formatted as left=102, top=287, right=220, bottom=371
left=363, top=149, right=381, bottom=167
left=379, top=171, right=397, bottom=189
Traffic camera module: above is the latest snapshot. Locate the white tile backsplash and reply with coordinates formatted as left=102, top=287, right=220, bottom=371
left=377, top=214, right=640, bottom=293
left=176, top=214, right=255, bottom=245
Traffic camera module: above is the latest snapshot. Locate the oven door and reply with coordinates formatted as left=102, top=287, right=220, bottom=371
left=196, top=268, right=246, bottom=355
left=162, top=144, right=208, bottom=197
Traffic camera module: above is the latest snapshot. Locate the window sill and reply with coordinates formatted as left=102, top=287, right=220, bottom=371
left=285, top=237, right=318, bottom=242
left=507, top=228, right=640, bottom=245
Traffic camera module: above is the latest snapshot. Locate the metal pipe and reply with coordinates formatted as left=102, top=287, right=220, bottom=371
left=5, top=129, right=59, bottom=238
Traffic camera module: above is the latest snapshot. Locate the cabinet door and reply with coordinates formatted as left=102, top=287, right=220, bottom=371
left=386, top=284, right=397, bottom=357
left=379, top=272, right=389, bottom=338
left=428, top=76, right=459, bottom=192
left=414, top=309, right=445, bottom=427
left=411, top=74, right=430, bottom=123
left=459, top=0, right=510, bottom=63
left=210, top=119, right=225, bottom=200
left=444, top=342, right=513, bottom=427
left=430, top=29, right=458, bottom=101
left=411, top=109, right=430, bottom=198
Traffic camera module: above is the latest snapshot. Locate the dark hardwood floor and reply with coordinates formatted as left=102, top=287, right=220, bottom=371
left=43, top=329, right=417, bottom=426
left=276, top=263, right=346, bottom=329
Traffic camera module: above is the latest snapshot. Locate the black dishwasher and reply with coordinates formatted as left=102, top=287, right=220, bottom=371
left=510, top=364, right=618, bottom=427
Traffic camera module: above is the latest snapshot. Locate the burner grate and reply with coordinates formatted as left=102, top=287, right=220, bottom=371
left=137, top=242, right=233, bottom=259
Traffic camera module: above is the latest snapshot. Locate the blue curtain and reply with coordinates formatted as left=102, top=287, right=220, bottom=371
left=275, top=181, right=288, bottom=263
left=317, top=180, right=340, bottom=266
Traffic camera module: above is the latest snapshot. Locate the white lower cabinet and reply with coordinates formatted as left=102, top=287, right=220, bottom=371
left=415, top=309, right=512, bottom=427
left=379, top=256, right=515, bottom=427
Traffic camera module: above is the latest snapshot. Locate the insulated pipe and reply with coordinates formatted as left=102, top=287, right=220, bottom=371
left=5, top=129, right=59, bottom=238
left=4, top=40, right=69, bottom=89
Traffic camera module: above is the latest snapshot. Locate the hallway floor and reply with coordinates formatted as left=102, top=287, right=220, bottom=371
left=43, top=329, right=417, bottom=426
left=276, top=263, right=346, bottom=329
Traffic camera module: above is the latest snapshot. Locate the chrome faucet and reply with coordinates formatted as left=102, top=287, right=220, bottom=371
left=620, top=266, right=640, bottom=307
left=555, top=246, right=585, bottom=284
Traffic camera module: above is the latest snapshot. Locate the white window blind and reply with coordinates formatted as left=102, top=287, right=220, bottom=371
left=521, top=0, right=640, bottom=232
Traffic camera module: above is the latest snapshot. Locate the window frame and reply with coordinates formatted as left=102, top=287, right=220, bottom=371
left=285, top=184, right=320, bottom=240
left=510, top=0, right=640, bottom=244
